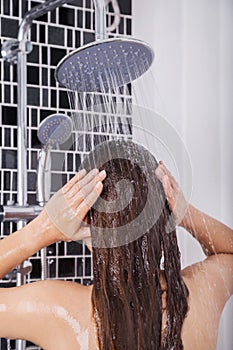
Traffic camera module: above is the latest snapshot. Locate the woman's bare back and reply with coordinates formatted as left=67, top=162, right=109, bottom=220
left=1, top=253, right=232, bottom=350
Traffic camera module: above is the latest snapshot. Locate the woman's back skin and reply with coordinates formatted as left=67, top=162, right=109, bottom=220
left=1, top=259, right=232, bottom=350
left=0, top=166, right=232, bottom=350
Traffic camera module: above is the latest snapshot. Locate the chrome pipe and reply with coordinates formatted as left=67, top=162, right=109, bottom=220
left=18, top=0, right=72, bottom=38
left=36, top=147, right=52, bottom=206
left=17, top=49, right=28, bottom=208
left=15, top=4, right=74, bottom=349
left=15, top=339, right=26, bottom=350
left=17, top=30, right=34, bottom=350
left=13, top=2, right=107, bottom=348
left=36, top=146, right=52, bottom=281
left=93, top=0, right=107, bottom=40
left=0, top=205, right=43, bottom=222
left=17, top=1, right=74, bottom=210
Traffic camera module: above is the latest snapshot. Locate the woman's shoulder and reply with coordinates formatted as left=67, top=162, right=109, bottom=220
left=182, top=253, right=233, bottom=299
left=12, top=279, right=92, bottom=313
left=181, top=253, right=233, bottom=349
left=35, top=279, right=92, bottom=298
left=0, top=280, right=93, bottom=349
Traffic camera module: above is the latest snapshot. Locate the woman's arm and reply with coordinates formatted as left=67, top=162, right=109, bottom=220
left=156, top=161, right=233, bottom=346
left=155, top=162, right=233, bottom=256
left=0, top=211, right=59, bottom=280
left=180, top=204, right=233, bottom=255
left=0, top=168, right=106, bottom=279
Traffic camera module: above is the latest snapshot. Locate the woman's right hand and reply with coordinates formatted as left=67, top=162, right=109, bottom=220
left=0, top=169, right=106, bottom=279
left=155, top=161, right=188, bottom=227
left=44, top=168, right=106, bottom=242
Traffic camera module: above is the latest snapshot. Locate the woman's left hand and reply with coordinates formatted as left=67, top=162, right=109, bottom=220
left=155, top=161, right=188, bottom=226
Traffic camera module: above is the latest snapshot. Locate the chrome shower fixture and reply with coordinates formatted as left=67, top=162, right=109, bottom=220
left=1, top=39, right=32, bottom=64
left=55, top=0, right=154, bottom=93
left=55, top=38, right=154, bottom=92
left=1, top=1, right=76, bottom=64
left=37, top=113, right=73, bottom=146
left=37, top=113, right=72, bottom=283
left=37, top=114, right=72, bottom=206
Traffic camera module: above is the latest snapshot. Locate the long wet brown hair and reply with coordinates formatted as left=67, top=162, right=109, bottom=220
left=83, top=140, right=189, bottom=350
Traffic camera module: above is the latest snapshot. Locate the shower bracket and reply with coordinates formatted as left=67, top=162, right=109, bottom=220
left=5, top=260, right=33, bottom=282
left=1, top=39, right=33, bottom=65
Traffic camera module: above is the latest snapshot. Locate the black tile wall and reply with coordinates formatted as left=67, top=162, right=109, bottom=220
left=42, top=67, right=48, bottom=85
left=51, top=173, right=64, bottom=192
left=30, top=151, right=38, bottom=170
left=119, top=0, right=131, bottom=15
left=50, top=47, right=67, bottom=66
left=27, top=87, right=40, bottom=106
left=28, top=66, right=40, bottom=85
left=1, top=18, right=18, bottom=37
left=31, top=1, right=49, bottom=22
left=50, top=9, right=57, bottom=24
left=75, top=30, right=81, bottom=47
left=67, top=28, right=73, bottom=46
left=39, top=24, right=46, bottom=43
left=85, top=0, right=92, bottom=9
left=42, top=46, right=48, bottom=64
left=59, top=258, right=75, bottom=277
left=48, top=26, right=65, bottom=46
left=4, top=85, right=10, bottom=103
left=12, top=0, right=20, bottom=17
left=73, top=0, right=84, bottom=7
left=127, top=18, right=132, bottom=35
left=84, top=31, right=95, bottom=45
left=4, top=129, right=11, bottom=147
left=49, top=258, right=58, bottom=278
left=50, top=89, right=57, bottom=107
left=78, top=9, right=84, bottom=27
left=0, top=338, right=15, bottom=350
left=76, top=257, right=84, bottom=276
left=2, top=106, right=17, bottom=125
left=51, top=152, right=66, bottom=171
left=59, top=90, right=70, bottom=109
left=27, top=172, right=37, bottom=191
left=40, top=109, right=53, bottom=120
left=67, top=241, right=83, bottom=255
left=59, top=7, right=75, bottom=26
left=30, top=258, right=42, bottom=279
left=43, top=88, right=48, bottom=106
left=30, top=24, right=37, bottom=42
left=27, top=193, right=37, bottom=205
left=50, top=68, right=56, bottom=86
left=58, top=241, right=65, bottom=255
left=3, top=64, right=10, bottom=81
left=2, top=150, right=17, bottom=169
left=3, top=0, right=10, bottom=15
left=85, top=10, right=92, bottom=29
left=28, top=44, right=39, bottom=63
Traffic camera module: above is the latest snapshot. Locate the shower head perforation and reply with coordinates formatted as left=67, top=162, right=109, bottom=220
left=38, top=114, right=72, bottom=146
left=55, top=38, right=154, bottom=93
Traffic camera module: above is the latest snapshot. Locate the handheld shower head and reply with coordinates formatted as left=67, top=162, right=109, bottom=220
left=37, top=114, right=72, bottom=207
left=55, top=38, right=154, bottom=92
left=38, top=113, right=73, bottom=146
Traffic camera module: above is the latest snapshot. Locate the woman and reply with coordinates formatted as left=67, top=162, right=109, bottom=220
left=0, top=140, right=232, bottom=350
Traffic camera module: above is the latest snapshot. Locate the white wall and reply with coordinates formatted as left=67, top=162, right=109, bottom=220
left=132, top=0, right=233, bottom=349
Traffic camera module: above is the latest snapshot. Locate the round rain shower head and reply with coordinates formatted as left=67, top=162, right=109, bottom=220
left=55, top=38, right=155, bottom=92
left=38, top=114, right=72, bottom=146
